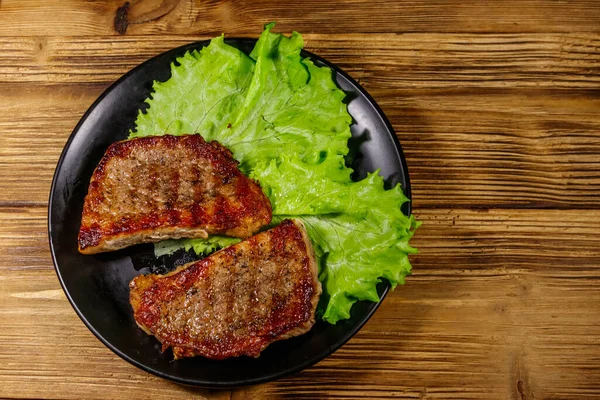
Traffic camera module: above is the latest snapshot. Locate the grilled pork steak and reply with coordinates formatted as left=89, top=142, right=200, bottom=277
left=129, top=219, right=321, bottom=360
left=78, top=134, right=271, bottom=254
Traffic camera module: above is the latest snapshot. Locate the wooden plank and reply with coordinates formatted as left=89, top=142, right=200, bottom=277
left=1, top=207, right=599, bottom=398
left=0, top=0, right=599, bottom=36
left=0, top=34, right=599, bottom=208
left=0, top=83, right=107, bottom=206
left=1, top=34, right=599, bottom=89
left=1, top=85, right=599, bottom=208
left=395, top=88, right=600, bottom=209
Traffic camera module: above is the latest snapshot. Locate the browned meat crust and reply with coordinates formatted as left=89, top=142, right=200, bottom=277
left=129, top=219, right=321, bottom=360
left=78, top=134, right=272, bottom=254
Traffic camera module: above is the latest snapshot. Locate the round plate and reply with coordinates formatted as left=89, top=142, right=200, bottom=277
left=48, top=38, right=411, bottom=388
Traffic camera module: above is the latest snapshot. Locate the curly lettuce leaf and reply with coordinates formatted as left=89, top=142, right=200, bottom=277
left=154, top=235, right=241, bottom=258
left=267, top=165, right=419, bottom=322
left=252, top=155, right=410, bottom=216
left=131, top=23, right=419, bottom=324
left=219, top=24, right=352, bottom=172
left=131, top=35, right=254, bottom=140
left=301, top=212, right=418, bottom=322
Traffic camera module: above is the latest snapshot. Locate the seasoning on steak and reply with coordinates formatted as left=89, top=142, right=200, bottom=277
left=78, top=134, right=272, bottom=254
left=129, top=219, right=321, bottom=360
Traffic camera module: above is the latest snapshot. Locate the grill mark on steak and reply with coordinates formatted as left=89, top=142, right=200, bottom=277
left=224, top=256, right=240, bottom=334
left=129, top=219, right=321, bottom=360
left=78, top=134, right=271, bottom=254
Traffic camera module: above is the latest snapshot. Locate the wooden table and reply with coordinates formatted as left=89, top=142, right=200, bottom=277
left=1, top=1, right=599, bottom=399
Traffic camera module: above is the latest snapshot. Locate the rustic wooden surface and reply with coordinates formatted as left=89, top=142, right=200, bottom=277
left=1, top=1, right=599, bottom=399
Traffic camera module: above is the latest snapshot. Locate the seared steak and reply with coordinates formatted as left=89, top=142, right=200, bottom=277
left=129, top=219, right=321, bottom=360
left=78, top=134, right=271, bottom=254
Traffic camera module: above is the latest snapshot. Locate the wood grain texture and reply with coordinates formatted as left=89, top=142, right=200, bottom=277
left=2, top=208, right=600, bottom=399
left=1, top=34, right=599, bottom=88
left=1, top=0, right=600, bottom=36
left=2, top=1, right=600, bottom=398
left=0, top=35, right=599, bottom=208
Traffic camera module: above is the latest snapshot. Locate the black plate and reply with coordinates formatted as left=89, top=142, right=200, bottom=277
left=48, top=38, right=411, bottom=388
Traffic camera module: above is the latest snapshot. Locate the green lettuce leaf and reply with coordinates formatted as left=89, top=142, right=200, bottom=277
left=219, top=25, right=352, bottom=172
left=131, top=35, right=254, bottom=141
left=268, top=166, right=419, bottom=322
left=301, top=212, right=418, bottom=322
left=154, top=235, right=241, bottom=258
left=252, top=155, right=410, bottom=216
left=130, top=23, right=419, bottom=324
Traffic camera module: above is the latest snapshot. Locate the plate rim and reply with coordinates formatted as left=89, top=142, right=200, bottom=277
left=47, top=37, right=412, bottom=388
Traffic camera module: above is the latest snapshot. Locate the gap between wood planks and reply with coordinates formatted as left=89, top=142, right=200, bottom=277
left=5, top=203, right=600, bottom=210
